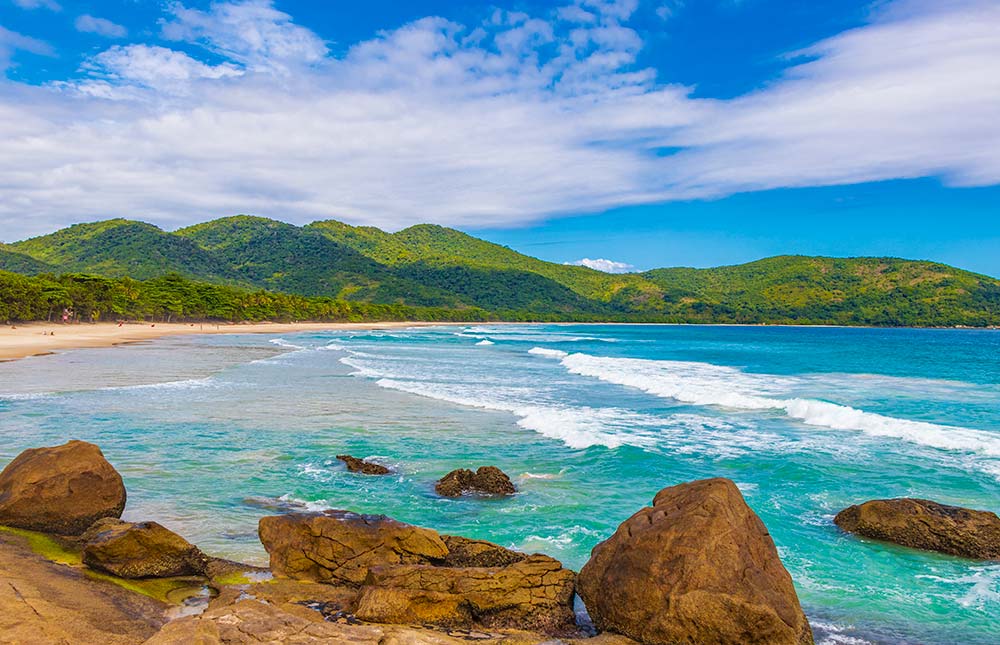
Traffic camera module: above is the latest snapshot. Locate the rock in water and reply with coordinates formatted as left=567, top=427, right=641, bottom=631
left=82, top=518, right=208, bottom=578
left=336, top=454, right=391, bottom=475
left=258, top=510, right=449, bottom=585
left=834, top=498, right=1000, bottom=560
left=0, top=440, right=126, bottom=535
left=577, top=478, right=813, bottom=645
left=435, top=467, right=516, bottom=497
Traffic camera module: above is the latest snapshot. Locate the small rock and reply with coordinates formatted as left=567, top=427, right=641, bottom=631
left=834, top=498, right=1000, bottom=560
left=337, top=455, right=391, bottom=475
left=435, top=467, right=515, bottom=497
left=440, top=535, right=525, bottom=568
left=0, top=440, right=126, bottom=535
left=82, top=518, right=208, bottom=578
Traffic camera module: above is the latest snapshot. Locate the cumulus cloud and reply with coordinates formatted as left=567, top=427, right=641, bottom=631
left=566, top=258, right=636, bottom=273
left=74, top=15, right=128, bottom=39
left=0, top=0, right=998, bottom=241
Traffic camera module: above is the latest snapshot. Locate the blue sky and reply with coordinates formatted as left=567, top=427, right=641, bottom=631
left=1, top=0, right=998, bottom=276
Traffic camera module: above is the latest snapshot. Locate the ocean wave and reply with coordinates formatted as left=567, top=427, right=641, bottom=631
left=242, top=494, right=332, bottom=513
left=528, top=347, right=568, bottom=358
left=372, top=377, right=658, bottom=449
left=317, top=343, right=346, bottom=351
left=105, top=377, right=218, bottom=393
left=475, top=339, right=495, bottom=346
left=0, top=391, right=55, bottom=401
left=535, top=349, right=1000, bottom=459
left=269, top=338, right=306, bottom=350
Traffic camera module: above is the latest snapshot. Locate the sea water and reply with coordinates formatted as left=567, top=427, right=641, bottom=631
left=0, top=324, right=997, bottom=644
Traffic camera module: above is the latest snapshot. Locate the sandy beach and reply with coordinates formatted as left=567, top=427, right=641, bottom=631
left=0, top=321, right=449, bottom=362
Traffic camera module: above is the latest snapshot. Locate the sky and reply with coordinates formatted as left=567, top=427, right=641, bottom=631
left=0, top=0, right=998, bottom=276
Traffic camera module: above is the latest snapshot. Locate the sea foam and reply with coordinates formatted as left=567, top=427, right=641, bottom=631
left=533, top=349, right=1000, bottom=459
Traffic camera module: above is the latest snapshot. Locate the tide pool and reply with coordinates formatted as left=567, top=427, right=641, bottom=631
left=1, top=324, right=998, bottom=644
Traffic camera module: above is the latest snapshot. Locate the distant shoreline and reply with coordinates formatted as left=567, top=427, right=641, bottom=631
left=0, top=321, right=456, bottom=363
left=2, top=319, right=995, bottom=364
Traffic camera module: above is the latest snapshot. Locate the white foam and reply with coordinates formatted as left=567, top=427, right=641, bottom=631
left=544, top=350, right=1000, bottom=459
left=372, top=377, right=658, bottom=450
left=475, top=339, right=495, bottom=346
left=317, top=343, right=346, bottom=351
left=528, top=347, right=568, bottom=358
left=269, top=338, right=305, bottom=350
left=106, top=377, right=217, bottom=393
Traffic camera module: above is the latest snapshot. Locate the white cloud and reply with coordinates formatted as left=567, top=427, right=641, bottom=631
left=566, top=258, right=636, bottom=273
left=12, top=0, right=60, bottom=10
left=0, top=25, right=54, bottom=69
left=160, top=0, right=328, bottom=72
left=80, top=45, right=243, bottom=93
left=74, top=15, right=128, bottom=39
left=0, top=0, right=998, bottom=241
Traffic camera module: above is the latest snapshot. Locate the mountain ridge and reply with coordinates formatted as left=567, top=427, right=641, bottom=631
left=4, top=217, right=999, bottom=326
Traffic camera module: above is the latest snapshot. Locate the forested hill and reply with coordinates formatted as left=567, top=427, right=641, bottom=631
left=2, top=216, right=998, bottom=327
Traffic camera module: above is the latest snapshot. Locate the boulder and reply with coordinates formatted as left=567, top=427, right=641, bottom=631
left=336, top=455, right=391, bottom=475
left=258, top=510, right=449, bottom=585
left=356, top=554, right=576, bottom=634
left=258, top=510, right=575, bottom=634
left=834, top=498, right=1000, bottom=560
left=0, top=440, right=126, bottom=535
left=577, top=478, right=813, bottom=645
left=435, top=467, right=515, bottom=497
left=81, top=518, right=208, bottom=578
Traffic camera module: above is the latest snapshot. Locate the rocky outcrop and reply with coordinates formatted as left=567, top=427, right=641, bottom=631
left=81, top=518, right=208, bottom=578
left=834, top=498, right=1000, bottom=560
left=0, top=440, right=126, bottom=535
left=356, top=554, right=576, bottom=633
left=440, top=535, right=526, bottom=568
left=258, top=510, right=576, bottom=634
left=578, top=478, right=813, bottom=645
left=258, top=510, right=449, bottom=585
left=435, top=467, right=516, bottom=497
left=336, top=454, right=391, bottom=475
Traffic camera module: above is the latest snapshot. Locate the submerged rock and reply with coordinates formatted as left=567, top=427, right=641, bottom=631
left=0, top=440, right=126, bottom=535
left=258, top=510, right=575, bottom=634
left=834, top=498, right=1000, bottom=560
left=577, top=478, right=813, bottom=645
left=336, top=454, right=391, bottom=475
left=435, top=467, right=516, bottom=497
left=82, top=518, right=208, bottom=578
left=259, top=510, right=449, bottom=585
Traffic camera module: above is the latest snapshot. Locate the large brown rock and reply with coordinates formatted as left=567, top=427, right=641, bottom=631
left=258, top=510, right=575, bottom=634
left=82, top=518, right=208, bottom=578
left=258, top=510, right=449, bottom=585
left=356, top=554, right=576, bottom=634
left=834, top=498, right=1000, bottom=560
left=435, top=467, right=516, bottom=497
left=0, top=440, right=127, bottom=535
left=578, top=478, right=813, bottom=645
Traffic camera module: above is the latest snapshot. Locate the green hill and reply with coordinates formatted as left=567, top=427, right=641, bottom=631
left=0, top=244, right=55, bottom=274
left=10, top=219, right=236, bottom=282
left=4, top=217, right=998, bottom=326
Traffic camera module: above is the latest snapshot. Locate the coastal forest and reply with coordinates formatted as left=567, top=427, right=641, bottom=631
left=2, top=216, right=998, bottom=327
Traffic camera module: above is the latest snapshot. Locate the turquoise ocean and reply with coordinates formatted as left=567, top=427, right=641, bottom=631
left=1, top=324, right=998, bottom=644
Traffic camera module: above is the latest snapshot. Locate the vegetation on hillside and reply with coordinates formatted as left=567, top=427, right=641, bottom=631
left=3, top=218, right=998, bottom=327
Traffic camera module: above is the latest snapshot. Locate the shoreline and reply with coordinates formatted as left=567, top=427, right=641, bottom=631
left=0, top=321, right=460, bottom=363
left=3, top=319, right=995, bottom=363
